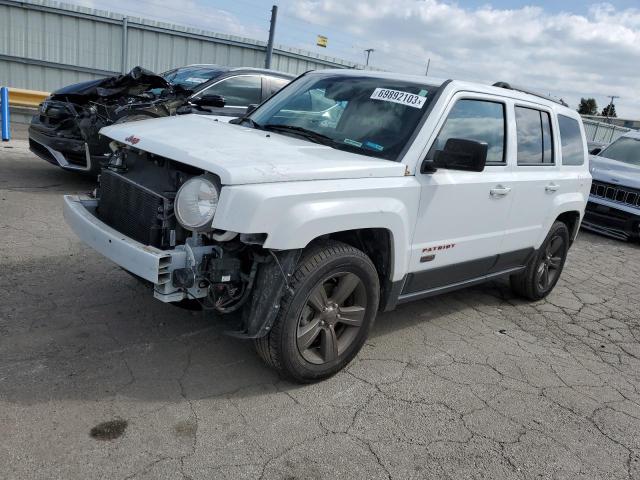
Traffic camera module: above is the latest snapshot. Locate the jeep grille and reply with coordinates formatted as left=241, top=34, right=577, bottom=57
left=590, top=180, right=640, bottom=209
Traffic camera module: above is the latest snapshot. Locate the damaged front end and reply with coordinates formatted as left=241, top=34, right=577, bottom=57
left=64, top=142, right=300, bottom=339
left=29, top=67, right=191, bottom=174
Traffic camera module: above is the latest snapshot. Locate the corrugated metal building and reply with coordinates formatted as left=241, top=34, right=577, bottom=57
left=0, top=0, right=365, bottom=94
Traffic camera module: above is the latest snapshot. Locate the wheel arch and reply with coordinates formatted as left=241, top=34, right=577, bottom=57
left=309, top=228, right=396, bottom=310
left=555, top=210, right=582, bottom=244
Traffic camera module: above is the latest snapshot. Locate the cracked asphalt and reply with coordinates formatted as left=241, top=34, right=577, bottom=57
left=2, top=139, right=640, bottom=480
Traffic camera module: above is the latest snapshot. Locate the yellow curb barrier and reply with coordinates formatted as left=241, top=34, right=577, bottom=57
left=8, top=88, right=50, bottom=108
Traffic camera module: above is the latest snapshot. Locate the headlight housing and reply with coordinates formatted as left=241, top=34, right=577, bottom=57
left=175, top=176, right=219, bottom=230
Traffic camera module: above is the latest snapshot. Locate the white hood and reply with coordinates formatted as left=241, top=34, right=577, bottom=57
left=100, top=115, right=406, bottom=185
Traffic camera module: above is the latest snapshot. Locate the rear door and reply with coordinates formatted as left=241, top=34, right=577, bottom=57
left=502, top=103, right=558, bottom=252
left=405, top=93, right=515, bottom=296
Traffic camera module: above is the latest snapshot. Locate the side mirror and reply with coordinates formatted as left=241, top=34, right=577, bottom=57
left=422, top=138, right=488, bottom=173
left=245, top=104, right=258, bottom=115
left=589, top=147, right=602, bottom=155
left=192, top=94, right=225, bottom=108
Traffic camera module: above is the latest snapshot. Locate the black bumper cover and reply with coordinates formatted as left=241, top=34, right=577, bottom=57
left=582, top=201, right=640, bottom=241
left=28, top=119, right=105, bottom=175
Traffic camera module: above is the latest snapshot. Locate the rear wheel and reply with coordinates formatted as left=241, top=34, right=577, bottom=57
left=510, top=221, right=569, bottom=300
left=254, top=241, right=380, bottom=383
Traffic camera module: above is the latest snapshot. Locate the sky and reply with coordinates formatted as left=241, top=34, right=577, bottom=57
left=68, top=0, right=640, bottom=118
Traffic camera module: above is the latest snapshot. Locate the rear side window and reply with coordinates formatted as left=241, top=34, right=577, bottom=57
left=429, top=99, right=506, bottom=164
left=268, top=77, right=290, bottom=97
left=558, top=115, right=585, bottom=165
left=515, top=106, right=554, bottom=165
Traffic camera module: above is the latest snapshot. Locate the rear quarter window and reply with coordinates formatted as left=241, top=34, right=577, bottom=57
left=558, top=115, right=585, bottom=166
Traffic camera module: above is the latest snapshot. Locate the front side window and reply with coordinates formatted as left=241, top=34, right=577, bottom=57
left=597, top=136, right=640, bottom=166
left=200, top=75, right=262, bottom=106
left=249, top=74, right=440, bottom=161
left=516, top=106, right=554, bottom=165
left=428, top=99, right=506, bottom=164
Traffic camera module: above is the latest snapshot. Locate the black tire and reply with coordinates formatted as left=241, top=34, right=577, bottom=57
left=254, top=240, right=380, bottom=383
left=510, top=221, right=570, bottom=300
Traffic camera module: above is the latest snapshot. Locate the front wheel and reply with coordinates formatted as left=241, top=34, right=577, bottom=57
left=254, top=241, right=380, bottom=383
left=510, top=221, right=570, bottom=300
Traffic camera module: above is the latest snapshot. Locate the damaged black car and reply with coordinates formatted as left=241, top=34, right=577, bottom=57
left=29, top=65, right=293, bottom=174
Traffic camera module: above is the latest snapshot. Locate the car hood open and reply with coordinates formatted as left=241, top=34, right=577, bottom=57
left=101, top=114, right=407, bottom=185
left=590, top=154, right=640, bottom=190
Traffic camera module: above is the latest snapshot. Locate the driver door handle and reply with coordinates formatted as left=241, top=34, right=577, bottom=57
left=545, top=183, right=559, bottom=193
left=490, top=185, right=511, bottom=197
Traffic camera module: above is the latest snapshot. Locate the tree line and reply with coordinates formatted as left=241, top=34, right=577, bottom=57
left=577, top=98, right=617, bottom=117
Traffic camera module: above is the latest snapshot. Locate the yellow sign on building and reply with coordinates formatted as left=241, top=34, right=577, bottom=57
left=316, top=35, right=328, bottom=48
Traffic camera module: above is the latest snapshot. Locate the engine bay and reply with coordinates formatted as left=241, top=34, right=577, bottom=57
left=97, top=145, right=282, bottom=322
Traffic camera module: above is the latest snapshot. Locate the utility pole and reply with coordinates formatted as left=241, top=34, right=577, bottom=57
left=121, top=17, right=129, bottom=74
left=364, top=48, right=374, bottom=67
left=265, top=5, right=278, bottom=69
left=425, top=58, right=430, bottom=76
left=605, top=95, right=619, bottom=124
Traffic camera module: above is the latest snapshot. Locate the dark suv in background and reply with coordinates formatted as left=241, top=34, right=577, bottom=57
left=583, top=131, right=640, bottom=241
left=29, top=65, right=293, bottom=174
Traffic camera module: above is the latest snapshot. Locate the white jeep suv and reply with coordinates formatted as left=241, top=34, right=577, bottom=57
left=63, top=70, right=591, bottom=382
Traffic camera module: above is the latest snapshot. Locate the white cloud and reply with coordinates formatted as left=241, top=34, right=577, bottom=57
left=288, top=0, right=640, bottom=118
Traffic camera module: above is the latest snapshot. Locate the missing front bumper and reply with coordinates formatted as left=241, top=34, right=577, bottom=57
left=63, top=195, right=211, bottom=302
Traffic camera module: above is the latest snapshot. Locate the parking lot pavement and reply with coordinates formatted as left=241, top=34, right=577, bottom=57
left=2, top=140, right=640, bottom=480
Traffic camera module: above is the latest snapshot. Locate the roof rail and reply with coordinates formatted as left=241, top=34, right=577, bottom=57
left=492, top=82, right=568, bottom=107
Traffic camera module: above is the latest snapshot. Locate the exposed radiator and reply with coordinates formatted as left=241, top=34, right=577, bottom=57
left=97, top=169, right=173, bottom=248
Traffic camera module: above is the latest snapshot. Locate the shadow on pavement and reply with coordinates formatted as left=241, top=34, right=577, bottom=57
left=0, top=249, right=516, bottom=405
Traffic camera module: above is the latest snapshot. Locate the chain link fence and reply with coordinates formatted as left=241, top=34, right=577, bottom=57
left=582, top=118, right=630, bottom=144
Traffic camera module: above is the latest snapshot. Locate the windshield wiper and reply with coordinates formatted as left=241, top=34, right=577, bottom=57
left=262, top=124, right=334, bottom=146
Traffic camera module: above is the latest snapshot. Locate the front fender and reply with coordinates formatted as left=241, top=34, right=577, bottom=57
left=213, top=177, right=421, bottom=281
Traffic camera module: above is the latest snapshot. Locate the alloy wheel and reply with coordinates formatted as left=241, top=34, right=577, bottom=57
left=296, top=272, right=367, bottom=365
left=536, top=234, right=565, bottom=291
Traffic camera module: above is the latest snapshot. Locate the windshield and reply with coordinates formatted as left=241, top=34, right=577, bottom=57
left=161, top=66, right=225, bottom=91
left=600, top=136, right=640, bottom=166
left=248, top=74, right=440, bottom=161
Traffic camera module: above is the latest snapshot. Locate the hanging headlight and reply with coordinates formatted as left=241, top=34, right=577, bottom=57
left=174, top=176, right=219, bottom=230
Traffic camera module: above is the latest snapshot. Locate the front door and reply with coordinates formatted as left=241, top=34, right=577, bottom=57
left=404, top=95, right=515, bottom=296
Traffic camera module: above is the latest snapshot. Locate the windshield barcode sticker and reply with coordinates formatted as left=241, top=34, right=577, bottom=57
left=370, top=88, right=427, bottom=109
